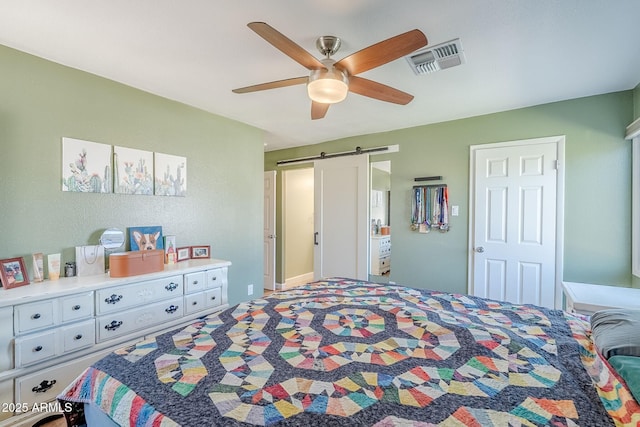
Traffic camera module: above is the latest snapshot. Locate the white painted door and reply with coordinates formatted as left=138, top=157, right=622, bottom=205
left=470, top=137, right=562, bottom=308
left=314, top=155, right=369, bottom=280
left=264, top=170, right=276, bottom=291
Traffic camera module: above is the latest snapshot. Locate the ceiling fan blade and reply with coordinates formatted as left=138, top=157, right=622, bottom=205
left=311, top=101, right=330, bottom=120
left=335, top=29, right=427, bottom=76
left=248, top=22, right=325, bottom=70
left=348, top=76, right=414, bottom=105
left=232, top=76, right=308, bottom=94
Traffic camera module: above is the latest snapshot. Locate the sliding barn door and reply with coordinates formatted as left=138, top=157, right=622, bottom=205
left=314, top=155, right=369, bottom=280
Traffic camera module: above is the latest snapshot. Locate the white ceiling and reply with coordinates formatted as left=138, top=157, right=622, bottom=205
left=1, top=1, right=639, bottom=151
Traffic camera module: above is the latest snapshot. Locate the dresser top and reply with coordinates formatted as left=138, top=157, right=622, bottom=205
left=0, top=258, right=231, bottom=308
left=562, top=281, right=640, bottom=313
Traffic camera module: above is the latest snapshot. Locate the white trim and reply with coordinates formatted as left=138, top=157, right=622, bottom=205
left=278, top=272, right=314, bottom=290
left=264, top=170, right=277, bottom=291
left=626, top=117, right=640, bottom=140
left=468, top=136, right=566, bottom=309
left=632, top=137, right=640, bottom=277
left=556, top=138, right=566, bottom=309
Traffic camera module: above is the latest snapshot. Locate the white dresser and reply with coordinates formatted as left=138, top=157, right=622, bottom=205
left=562, top=281, right=640, bottom=315
left=0, top=258, right=230, bottom=426
left=370, top=235, right=391, bottom=275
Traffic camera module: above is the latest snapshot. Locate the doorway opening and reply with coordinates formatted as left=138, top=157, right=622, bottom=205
left=276, top=157, right=391, bottom=288
left=370, top=161, right=391, bottom=282
left=280, top=168, right=314, bottom=290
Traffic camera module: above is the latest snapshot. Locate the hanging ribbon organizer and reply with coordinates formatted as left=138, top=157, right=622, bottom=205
left=411, top=184, right=450, bottom=233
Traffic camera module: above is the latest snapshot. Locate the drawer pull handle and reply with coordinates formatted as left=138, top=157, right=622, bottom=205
left=32, top=379, right=56, bottom=394
left=211, top=276, right=217, bottom=281
left=165, top=305, right=179, bottom=314
left=31, top=313, right=41, bottom=320
left=105, top=320, right=123, bottom=331
left=105, top=294, right=123, bottom=304
left=192, top=280, right=199, bottom=285
left=192, top=301, right=198, bottom=306
left=211, top=296, right=216, bottom=300
left=72, top=305, right=81, bottom=310
left=74, top=334, right=83, bottom=340
left=165, top=282, right=179, bottom=291
left=34, top=345, right=43, bottom=352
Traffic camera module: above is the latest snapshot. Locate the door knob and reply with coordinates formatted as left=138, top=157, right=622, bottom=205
left=475, top=246, right=485, bottom=253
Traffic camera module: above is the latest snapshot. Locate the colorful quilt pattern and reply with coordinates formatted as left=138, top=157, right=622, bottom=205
left=59, top=279, right=636, bottom=426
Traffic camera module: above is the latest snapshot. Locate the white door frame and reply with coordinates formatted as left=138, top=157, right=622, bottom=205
left=468, top=136, right=565, bottom=308
left=264, top=170, right=277, bottom=291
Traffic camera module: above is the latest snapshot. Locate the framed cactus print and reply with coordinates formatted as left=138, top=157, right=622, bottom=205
left=62, top=137, right=112, bottom=193
left=154, top=152, right=187, bottom=196
left=114, top=146, right=154, bottom=195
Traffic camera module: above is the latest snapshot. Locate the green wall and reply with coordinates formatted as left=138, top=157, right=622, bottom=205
left=634, top=83, right=640, bottom=120
left=0, top=45, right=264, bottom=304
left=266, top=91, right=634, bottom=293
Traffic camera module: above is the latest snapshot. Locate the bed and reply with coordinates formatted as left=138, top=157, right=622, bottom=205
left=58, top=278, right=640, bottom=426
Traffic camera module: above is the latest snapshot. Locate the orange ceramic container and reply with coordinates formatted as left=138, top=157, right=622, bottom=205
left=109, top=250, right=164, bottom=277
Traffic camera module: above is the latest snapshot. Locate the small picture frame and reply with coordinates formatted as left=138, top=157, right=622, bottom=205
left=177, top=247, right=191, bottom=262
left=190, top=245, right=210, bottom=259
left=0, top=257, right=30, bottom=289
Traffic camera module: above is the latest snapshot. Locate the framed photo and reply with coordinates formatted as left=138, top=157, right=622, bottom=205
left=129, top=226, right=164, bottom=251
left=190, top=245, right=210, bottom=259
left=177, top=247, right=191, bottom=262
left=0, top=257, right=30, bottom=289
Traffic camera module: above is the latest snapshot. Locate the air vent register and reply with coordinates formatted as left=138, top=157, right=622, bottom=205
left=405, top=38, right=465, bottom=75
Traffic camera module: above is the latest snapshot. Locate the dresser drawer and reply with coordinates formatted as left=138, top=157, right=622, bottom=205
left=96, top=296, right=184, bottom=342
left=61, top=319, right=95, bottom=353
left=15, top=319, right=96, bottom=367
left=206, top=267, right=227, bottom=289
left=96, top=275, right=183, bottom=314
left=15, top=330, right=57, bottom=366
left=184, top=271, right=206, bottom=294
left=14, top=300, right=55, bottom=334
left=60, top=292, right=93, bottom=322
left=380, top=257, right=390, bottom=269
left=184, top=293, right=206, bottom=314
left=15, top=348, right=111, bottom=407
left=205, top=288, right=222, bottom=309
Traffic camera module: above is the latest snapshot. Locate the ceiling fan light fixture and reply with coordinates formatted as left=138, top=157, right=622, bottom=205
left=234, top=23, right=427, bottom=118
left=307, top=63, right=349, bottom=104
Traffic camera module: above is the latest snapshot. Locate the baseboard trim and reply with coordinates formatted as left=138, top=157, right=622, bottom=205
left=279, top=272, right=314, bottom=290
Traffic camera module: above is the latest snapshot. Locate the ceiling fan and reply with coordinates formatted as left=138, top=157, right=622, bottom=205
left=232, top=22, right=428, bottom=120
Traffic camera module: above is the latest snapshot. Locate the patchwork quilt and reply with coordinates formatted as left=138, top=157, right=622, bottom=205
left=59, top=279, right=640, bottom=426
